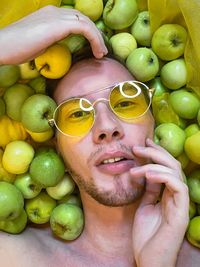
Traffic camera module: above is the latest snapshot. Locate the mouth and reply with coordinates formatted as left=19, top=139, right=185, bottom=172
left=95, top=152, right=135, bottom=175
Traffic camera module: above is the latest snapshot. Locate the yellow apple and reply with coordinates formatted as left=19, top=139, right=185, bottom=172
left=184, top=131, right=200, bottom=164
left=19, top=61, right=40, bottom=80
left=0, top=148, right=16, bottom=183
left=75, top=0, right=103, bottom=21
left=34, top=44, right=72, bottom=79
left=2, top=140, right=35, bottom=174
left=26, top=128, right=54, bottom=143
left=38, top=0, right=61, bottom=8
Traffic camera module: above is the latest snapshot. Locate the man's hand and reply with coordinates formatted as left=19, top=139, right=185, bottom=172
left=0, top=5, right=108, bottom=64
left=131, top=138, right=189, bottom=267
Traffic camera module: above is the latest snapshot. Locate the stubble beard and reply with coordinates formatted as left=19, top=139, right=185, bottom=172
left=67, top=166, right=145, bottom=207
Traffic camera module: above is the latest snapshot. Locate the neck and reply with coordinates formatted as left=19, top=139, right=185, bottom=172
left=78, top=191, right=140, bottom=259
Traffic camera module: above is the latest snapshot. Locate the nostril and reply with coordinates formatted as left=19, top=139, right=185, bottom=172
left=113, top=131, right=119, bottom=137
left=99, top=133, right=106, bottom=140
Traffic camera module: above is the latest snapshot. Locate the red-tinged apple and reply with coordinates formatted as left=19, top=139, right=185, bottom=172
left=103, top=0, right=138, bottom=30
left=184, top=131, right=200, bottom=164
left=186, top=216, right=200, bottom=248
left=0, top=181, right=24, bottom=220
left=25, top=191, right=56, bottom=224
left=14, top=172, right=43, bottom=199
left=160, top=58, right=187, bottom=90
left=154, top=122, right=186, bottom=157
left=109, top=32, right=137, bottom=60
left=169, top=89, right=200, bottom=119
left=19, top=61, right=40, bottom=80
left=151, top=24, right=187, bottom=61
left=185, top=124, right=200, bottom=138
left=46, top=172, right=75, bottom=200
left=126, top=47, right=159, bottom=82
left=3, top=83, right=34, bottom=121
left=187, top=170, right=200, bottom=204
left=30, top=148, right=65, bottom=187
left=28, top=76, right=46, bottom=94
left=0, top=209, right=27, bottom=234
left=21, top=94, right=57, bottom=132
left=0, top=64, right=20, bottom=88
left=50, top=203, right=84, bottom=240
left=0, top=97, right=5, bottom=116
left=131, top=11, right=152, bottom=47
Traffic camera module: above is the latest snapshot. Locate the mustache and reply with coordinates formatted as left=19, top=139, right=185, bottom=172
left=87, top=143, right=133, bottom=165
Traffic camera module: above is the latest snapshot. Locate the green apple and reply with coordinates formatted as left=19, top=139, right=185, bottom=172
left=197, top=109, right=200, bottom=127
left=0, top=181, right=24, bottom=220
left=126, top=47, right=159, bottom=82
left=95, top=19, right=113, bottom=40
left=169, top=89, right=200, bottom=119
left=19, top=61, right=40, bottom=80
left=185, top=124, right=200, bottom=138
left=46, top=172, right=75, bottom=200
left=186, top=216, right=200, bottom=248
left=0, top=209, right=27, bottom=234
left=75, top=0, right=103, bottom=21
left=154, top=122, right=186, bottom=157
left=30, top=148, right=65, bottom=187
left=187, top=169, right=200, bottom=204
left=21, top=94, right=57, bottom=132
left=160, top=58, right=187, bottom=90
left=189, top=200, right=197, bottom=219
left=50, top=203, right=84, bottom=240
left=152, top=92, right=183, bottom=127
left=60, top=4, right=74, bottom=8
left=14, top=172, right=43, bottom=199
left=25, top=191, right=56, bottom=224
left=148, top=77, right=169, bottom=97
left=59, top=34, right=87, bottom=54
left=109, top=32, right=137, bottom=60
left=58, top=194, right=82, bottom=207
left=131, top=11, right=152, bottom=47
left=28, top=76, right=46, bottom=94
left=184, top=131, right=200, bottom=164
left=151, top=24, right=188, bottom=61
left=0, top=64, right=20, bottom=88
left=61, top=0, right=75, bottom=4
left=176, top=152, right=189, bottom=170
left=197, top=204, right=200, bottom=215
left=0, top=97, right=5, bottom=117
left=3, top=83, right=34, bottom=121
left=103, top=0, right=138, bottom=30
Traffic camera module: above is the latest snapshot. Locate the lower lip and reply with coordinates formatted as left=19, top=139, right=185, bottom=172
left=96, top=160, right=135, bottom=175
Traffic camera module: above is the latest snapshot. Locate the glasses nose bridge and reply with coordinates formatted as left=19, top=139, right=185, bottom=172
left=92, top=97, right=109, bottom=109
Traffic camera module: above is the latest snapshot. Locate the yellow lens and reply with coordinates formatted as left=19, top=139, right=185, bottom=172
left=54, top=99, right=94, bottom=136
left=110, top=82, right=150, bottom=120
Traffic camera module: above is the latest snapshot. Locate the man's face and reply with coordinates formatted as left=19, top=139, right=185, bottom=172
left=54, top=58, right=154, bottom=207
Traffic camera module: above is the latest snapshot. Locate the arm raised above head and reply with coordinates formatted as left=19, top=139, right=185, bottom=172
left=0, top=5, right=108, bottom=65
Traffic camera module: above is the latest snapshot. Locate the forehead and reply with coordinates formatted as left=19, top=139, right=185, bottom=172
left=54, top=57, right=134, bottom=104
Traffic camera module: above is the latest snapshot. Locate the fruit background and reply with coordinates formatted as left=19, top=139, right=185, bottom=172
left=1, top=0, right=200, bottom=247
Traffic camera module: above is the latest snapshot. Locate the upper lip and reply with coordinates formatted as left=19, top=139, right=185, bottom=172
left=95, top=151, right=134, bottom=166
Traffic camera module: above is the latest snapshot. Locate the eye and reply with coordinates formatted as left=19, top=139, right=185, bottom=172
left=70, top=110, right=90, bottom=118
left=114, top=100, right=135, bottom=108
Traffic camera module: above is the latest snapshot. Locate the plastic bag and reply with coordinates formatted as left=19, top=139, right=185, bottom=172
left=138, top=0, right=200, bottom=96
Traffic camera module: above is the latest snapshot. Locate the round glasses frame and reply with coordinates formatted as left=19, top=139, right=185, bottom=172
left=48, top=80, right=155, bottom=137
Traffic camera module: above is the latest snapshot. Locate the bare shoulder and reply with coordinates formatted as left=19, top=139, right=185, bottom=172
left=176, top=239, right=200, bottom=267
left=0, top=225, right=78, bottom=267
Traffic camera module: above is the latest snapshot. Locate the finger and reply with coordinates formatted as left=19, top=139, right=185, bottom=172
left=146, top=170, right=189, bottom=210
left=132, top=138, right=181, bottom=171
left=140, top=180, right=162, bottom=207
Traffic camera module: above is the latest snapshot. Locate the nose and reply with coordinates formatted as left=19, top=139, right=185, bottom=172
left=92, top=103, right=124, bottom=144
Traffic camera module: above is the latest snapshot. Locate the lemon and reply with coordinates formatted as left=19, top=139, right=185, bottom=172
left=75, top=0, right=103, bottom=21
left=34, top=44, right=72, bottom=79
left=2, top=140, right=35, bottom=174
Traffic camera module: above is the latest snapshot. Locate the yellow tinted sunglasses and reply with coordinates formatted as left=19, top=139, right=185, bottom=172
left=49, top=80, right=154, bottom=137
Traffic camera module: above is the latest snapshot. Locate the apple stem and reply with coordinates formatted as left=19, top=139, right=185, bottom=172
left=38, top=64, right=49, bottom=73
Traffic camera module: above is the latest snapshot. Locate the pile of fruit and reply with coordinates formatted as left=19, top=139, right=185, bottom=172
left=1, top=0, right=200, bottom=246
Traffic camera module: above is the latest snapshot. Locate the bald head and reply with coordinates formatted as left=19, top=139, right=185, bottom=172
left=53, top=57, right=134, bottom=104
